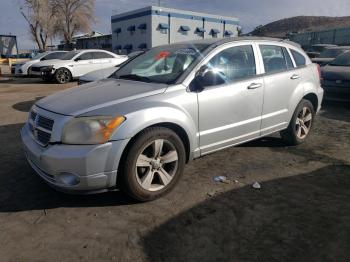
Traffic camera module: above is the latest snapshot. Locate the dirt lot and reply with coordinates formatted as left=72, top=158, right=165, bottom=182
left=0, top=77, right=349, bottom=262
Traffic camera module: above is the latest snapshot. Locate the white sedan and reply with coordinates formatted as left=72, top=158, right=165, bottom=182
left=11, top=51, right=67, bottom=75
left=30, top=49, right=128, bottom=84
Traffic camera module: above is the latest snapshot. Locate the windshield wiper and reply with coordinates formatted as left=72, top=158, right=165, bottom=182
left=119, top=74, right=152, bottom=83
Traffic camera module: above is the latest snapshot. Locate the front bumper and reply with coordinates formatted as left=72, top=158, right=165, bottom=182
left=21, top=123, right=130, bottom=194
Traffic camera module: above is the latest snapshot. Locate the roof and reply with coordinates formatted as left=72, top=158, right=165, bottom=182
left=325, top=46, right=350, bottom=50
left=166, top=36, right=301, bottom=48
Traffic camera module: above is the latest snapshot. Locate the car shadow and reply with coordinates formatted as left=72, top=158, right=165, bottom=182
left=320, top=101, right=350, bottom=123
left=0, top=123, right=137, bottom=212
left=12, top=97, right=44, bottom=112
left=142, top=164, right=350, bottom=262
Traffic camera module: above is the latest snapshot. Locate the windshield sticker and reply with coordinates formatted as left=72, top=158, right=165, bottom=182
left=175, top=48, right=198, bottom=55
left=155, top=51, right=170, bottom=60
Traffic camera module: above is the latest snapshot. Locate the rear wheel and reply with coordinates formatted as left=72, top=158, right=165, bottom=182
left=54, top=68, right=72, bottom=84
left=280, top=99, right=315, bottom=145
left=120, top=127, right=186, bottom=201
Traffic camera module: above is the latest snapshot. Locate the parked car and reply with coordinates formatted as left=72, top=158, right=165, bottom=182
left=11, top=51, right=67, bottom=75
left=321, top=51, right=350, bottom=101
left=30, top=49, right=128, bottom=84
left=312, top=46, right=350, bottom=66
left=306, top=44, right=337, bottom=58
left=21, top=37, right=323, bottom=201
left=78, top=51, right=144, bottom=85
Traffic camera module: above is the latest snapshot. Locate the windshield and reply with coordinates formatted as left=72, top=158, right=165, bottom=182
left=319, top=49, right=344, bottom=58
left=61, top=51, right=80, bottom=60
left=113, top=43, right=209, bottom=84
left=31, top=52, right=47, bottom=60
left=329, top=52, right=350, bottom=66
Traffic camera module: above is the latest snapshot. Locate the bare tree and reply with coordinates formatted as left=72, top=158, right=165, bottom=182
left=20, top=0, right=57, bottom=51
left=51, top=0, right=95, bottom=46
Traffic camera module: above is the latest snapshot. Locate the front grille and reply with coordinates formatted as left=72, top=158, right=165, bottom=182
left=29, top=110, right=54, bottom=146
left=37, top=115, right=54, bottom=131
left=31, top=67, right=41, bottom=72
left=37, top=129, right=51, bottom=145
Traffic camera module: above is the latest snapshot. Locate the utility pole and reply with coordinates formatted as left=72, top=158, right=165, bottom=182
left=158, top=0, right=161, bottom=7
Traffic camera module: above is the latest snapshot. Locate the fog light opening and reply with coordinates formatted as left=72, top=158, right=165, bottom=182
left=56, top=172, right=80, bottom=186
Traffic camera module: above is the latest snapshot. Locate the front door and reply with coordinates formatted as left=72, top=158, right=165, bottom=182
left=196, top=44, right=264, bottom=155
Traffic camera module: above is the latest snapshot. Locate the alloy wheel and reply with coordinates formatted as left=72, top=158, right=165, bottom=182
left=56, top=69, right=70, bottom=84
left=295, top=107, right=312, bottom=139
left=135, top=139, right=179, bottom=192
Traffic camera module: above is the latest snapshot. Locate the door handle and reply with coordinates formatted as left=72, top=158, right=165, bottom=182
left=247, top=83, right=262, bottom=90
left=290, top=74, right=300, bottom=80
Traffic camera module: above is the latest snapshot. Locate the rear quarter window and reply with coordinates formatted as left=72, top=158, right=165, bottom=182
left=291, top=49, right=306, bottom=67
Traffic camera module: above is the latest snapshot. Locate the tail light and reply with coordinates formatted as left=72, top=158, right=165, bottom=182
left=316, top=64, right=322, bottom=81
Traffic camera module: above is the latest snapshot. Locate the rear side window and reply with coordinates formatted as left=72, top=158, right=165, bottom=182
left=206, top=45, right=256, bottom=82
left=260, top=45, right=291, bottom=73
left=93, top=52, right=114, bottom=59
left=291, top=49, right=306, bottom=67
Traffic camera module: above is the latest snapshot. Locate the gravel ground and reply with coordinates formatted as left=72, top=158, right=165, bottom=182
left=0, top=77, right=349, bottom=262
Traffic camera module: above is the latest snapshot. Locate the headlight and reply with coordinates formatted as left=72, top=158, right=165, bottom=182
left=62, top=116, right=126, bottom=144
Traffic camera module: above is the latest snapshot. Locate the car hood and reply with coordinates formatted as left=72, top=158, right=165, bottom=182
left=36, top=78, right=167, bottom=116
left=80, top=67, right=118, bottom=82
left=321, top=65, right=350, bottom=80
left=31, top=59, right=66, bottom=67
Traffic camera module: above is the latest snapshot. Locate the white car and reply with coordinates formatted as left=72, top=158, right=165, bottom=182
left=11, top=51, right=67, bottom=75
left=78, top=51, right=144, bottom=85
left=30, top=49, right=128, bottom=84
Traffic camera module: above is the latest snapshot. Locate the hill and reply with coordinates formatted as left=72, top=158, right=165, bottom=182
left=250, top=16, right=350, bottom=37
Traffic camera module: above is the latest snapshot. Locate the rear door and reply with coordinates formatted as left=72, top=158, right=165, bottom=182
left=258, top=44, right=303, bottom=135
left=92, top=51, right=115, bottom=70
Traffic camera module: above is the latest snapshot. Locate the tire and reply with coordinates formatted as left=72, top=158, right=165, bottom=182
left=120, top=127, right=186, bottom=201
left=54, top=68, right=72, bottom=84
left=280, top=99, right=315, bottom=146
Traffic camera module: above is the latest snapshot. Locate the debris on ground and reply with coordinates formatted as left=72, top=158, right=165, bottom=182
left=213, top=176, right=230, bottom=184
left=252, top=181, right=261, bottom=189
left=207, top=191, right=216, bottom=197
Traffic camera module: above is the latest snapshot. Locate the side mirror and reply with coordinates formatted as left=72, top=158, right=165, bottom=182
left=74, top=57, right=81, bottom=62
left=40, top=57, right=46, bottom=61
left=189, top=65, right=226, bottom=92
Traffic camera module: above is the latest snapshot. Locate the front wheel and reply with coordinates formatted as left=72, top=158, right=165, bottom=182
left=280, top=99, right=315, bottom=145
left=54, top=68, right=72, bottom=84
left=120, top=127, right=186, bottom=201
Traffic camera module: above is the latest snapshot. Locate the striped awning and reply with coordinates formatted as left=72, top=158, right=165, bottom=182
left=124, top=44, right=133, bottom=49
left=180, top=25, right=191, bottom=31
left=159, top=23, right=169, bottom=30
left=127, top=25, right=136, bottom=31
left=138, top=23, right=147, bottom=30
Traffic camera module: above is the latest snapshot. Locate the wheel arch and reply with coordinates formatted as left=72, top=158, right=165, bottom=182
left=303, top=92, right=318, bottom=112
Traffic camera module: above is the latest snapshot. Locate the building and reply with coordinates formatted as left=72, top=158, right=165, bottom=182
left=111, top=6, right=240, bottom=54
left=288, top=27, right=350, bottom=50
left=57, top=31, right=108, bottom=50
left=0, top=35, right=18, bottom=58
left=76, top=34, right=112, bottom=51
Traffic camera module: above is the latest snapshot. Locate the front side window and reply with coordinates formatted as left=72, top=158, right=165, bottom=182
left=205, top=45, right=256, bottom=83
left=43, top=52, right=66, bottom=60
left=290, top=49, right=306, bottom=67
left=113, top=43, right=209, bottom=84
left=260, top=45, right=292, bottom=73
left=61, top=51, right=80, bottom=60
left=78, top=52, right=94, bottom=60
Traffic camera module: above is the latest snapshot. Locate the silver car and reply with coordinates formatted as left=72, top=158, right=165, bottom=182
left=21, top=37, right=324, bottom=201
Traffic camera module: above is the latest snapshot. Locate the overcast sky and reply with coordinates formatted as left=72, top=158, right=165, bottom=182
left=1, top=0, right=349, bottom=50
